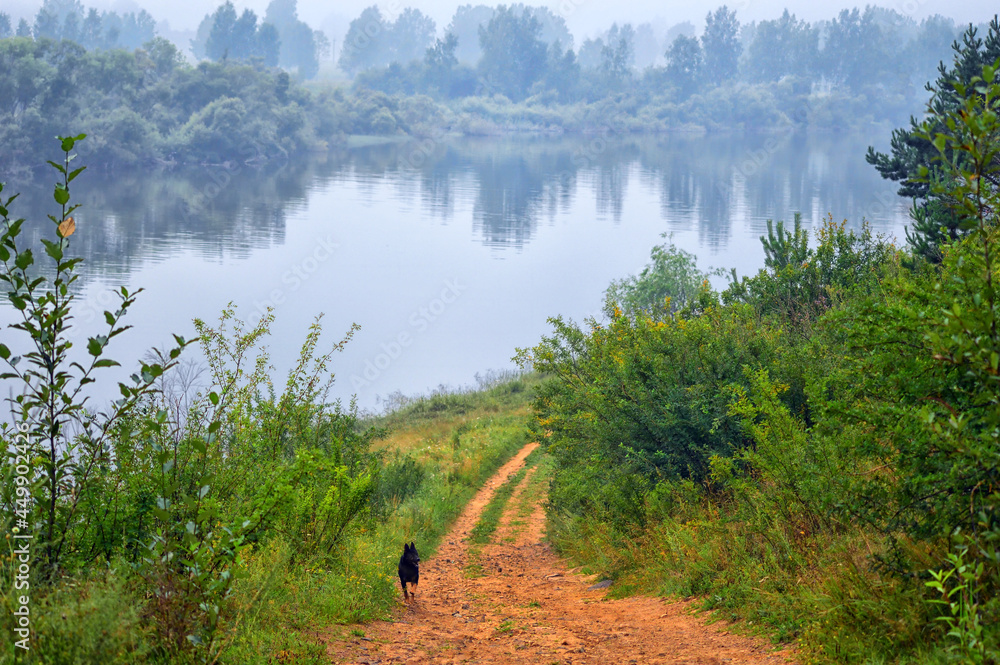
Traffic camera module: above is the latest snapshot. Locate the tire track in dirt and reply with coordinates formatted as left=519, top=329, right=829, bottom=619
left=490, top=464, right=538, bottom=546
left=326, top=442, right=796, bottom=665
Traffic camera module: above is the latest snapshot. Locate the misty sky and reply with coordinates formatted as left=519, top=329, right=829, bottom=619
left=3, top=0, right=997, bottom=43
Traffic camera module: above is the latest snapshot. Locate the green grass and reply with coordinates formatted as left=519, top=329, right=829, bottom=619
left=218, top=381, right=536, bottom=664
left=0, top=574, right=151, bottom=665
left=469, top=446, right=543, bottom=546
left=501, top=453, right=554, bottom=543
left=0, top=377, right=539, bottom=665
left=546, top=482, right=950, bottom=664
left=366, top=372, right=542, bottom=430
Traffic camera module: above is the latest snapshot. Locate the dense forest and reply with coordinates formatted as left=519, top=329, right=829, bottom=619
left=0, top=0, right=992, bottom=172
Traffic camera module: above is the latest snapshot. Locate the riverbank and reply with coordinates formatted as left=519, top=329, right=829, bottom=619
left=0, top=34, right=907, bottom=176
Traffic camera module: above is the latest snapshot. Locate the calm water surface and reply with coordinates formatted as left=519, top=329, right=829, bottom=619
left=1, top=132, right=911, bottom=410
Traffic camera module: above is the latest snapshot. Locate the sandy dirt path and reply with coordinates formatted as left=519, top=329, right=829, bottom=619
left=326, top=442, right=796, bottom=665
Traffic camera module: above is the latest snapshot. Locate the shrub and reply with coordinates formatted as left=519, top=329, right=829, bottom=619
left=518, top=289, right=789, bottom=490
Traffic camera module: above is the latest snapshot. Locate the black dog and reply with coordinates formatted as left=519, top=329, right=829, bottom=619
left=398, top=542, right=420, bottom=602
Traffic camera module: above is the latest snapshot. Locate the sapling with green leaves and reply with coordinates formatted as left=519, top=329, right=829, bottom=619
left=0, top=135, right=191, bottom=578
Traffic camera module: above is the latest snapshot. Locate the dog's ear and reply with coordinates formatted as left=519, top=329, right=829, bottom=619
left=410, top=541, right=415, bottom=550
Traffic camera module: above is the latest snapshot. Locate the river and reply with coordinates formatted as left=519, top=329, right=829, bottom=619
left=0, top=131, right=911, bottom=411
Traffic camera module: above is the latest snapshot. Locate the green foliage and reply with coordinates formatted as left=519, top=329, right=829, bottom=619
left=926, top=536, right=1000, bottom=663
left=6, top=574, right=151, bottom=664
left=823, top=8, right=897, bottom=94
left=724, top=214, right=897, bottom=332
left=0, top=40, right=340, bottom=169
left=835, top=68, right=1000, bottom=655
left=518, top=294, right=790, bottom=492
left=342, top=2, right=951, bottom=114
left=264, top=0, right=317, bottom=78
left=0, top=136, right=189, bottom=579
left=0, top=5, right=974, bottom=172
left=139, top=440, right=251, bottom=658
left=521, top=59, right=1000, bottom=663
left=605, top=236, right=715, bottom=319
left=598, top=23, right=634, bottom=91
left=822, top=68, right=999, bottom=559
left=521, top=218, right=891, bottom=504
left=664, top=34, right=702, bottom=99
left=477, top=5, right=547, bottom=102
left=338, top=5, right=435, bottom=76
left=171, top=96, right=252, bottom=162
left=204, top=2, right=280, bottom=67
left=339, top=6, right=389, bottom=76
left=221, top=391, right=532, bottom=664
left=31, top=0, right=156, bottom=51
left=701, top=7, right=741, bottom=87
left=535, top=39, right=580, bottom=102
left=743, top=10, right=818, bottom=83
left=424, top=32, right=459, bottom=92
left=867, top=17, right=1000, bottom=262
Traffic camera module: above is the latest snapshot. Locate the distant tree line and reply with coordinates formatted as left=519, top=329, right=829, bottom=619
left=0, top=0, right=156, bottom=51
left=341, top=3, right=971, bottom=105
left=0, top=33, right=438, bottom=172
left=0, top=0, right=329, bottom=81
left=191, top=0, right=326, bottom=79
left=1, top=0, right=995, bottom=175
left=0, top=1, right=976, bottom=97
left=867, top=16, right=1000, bottom=262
